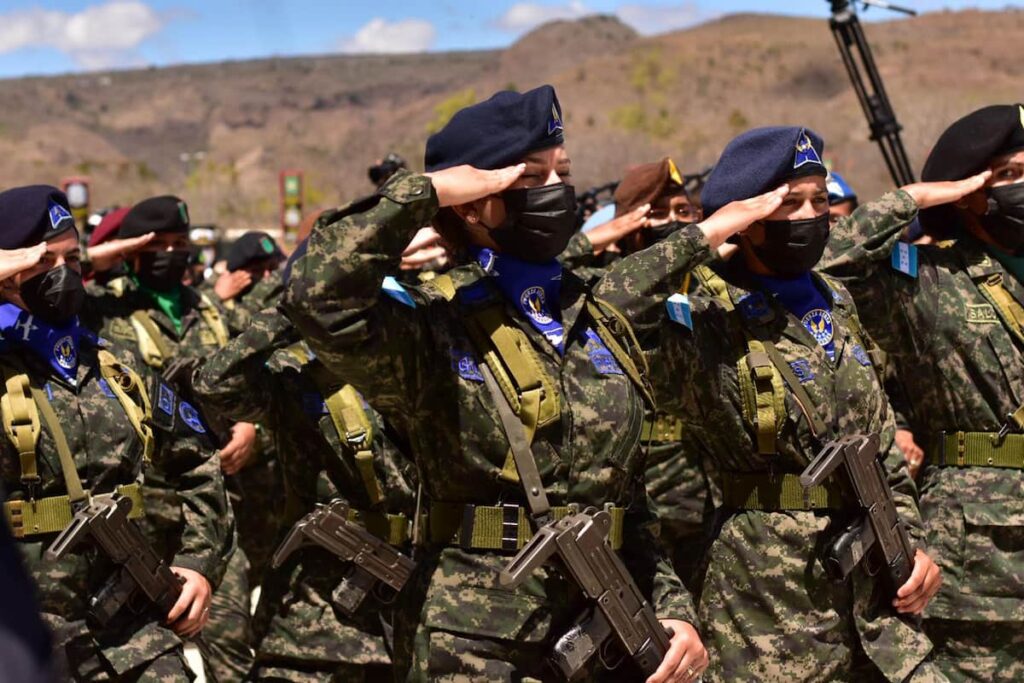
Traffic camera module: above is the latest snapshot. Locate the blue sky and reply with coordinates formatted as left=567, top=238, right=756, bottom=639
left=0, top=0, right=1012, bottom=79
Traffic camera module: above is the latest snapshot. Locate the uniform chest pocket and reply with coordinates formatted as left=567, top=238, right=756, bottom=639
left=961, top=500, right=1024, bottom=599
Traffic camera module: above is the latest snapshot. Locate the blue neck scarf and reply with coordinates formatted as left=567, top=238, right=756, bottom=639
left=0, top=303, right=92, bottom=384
left=475, top=248, right=565, bottom=354
left=755, top=272, right=836, bottom=360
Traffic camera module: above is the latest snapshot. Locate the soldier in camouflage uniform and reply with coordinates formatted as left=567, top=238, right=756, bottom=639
left=81, top=196, right=257, bottom=683
left=285, top=85, right=706, bottom=682
left=196, top=307, right=418, bottom=681
left=821, top=104, right=1024, bottom=681
left=651, top=127, right=945, bottom=682
left=201, top=231, right=288, bottom=585
left=0, top=185, right=233, bottom=681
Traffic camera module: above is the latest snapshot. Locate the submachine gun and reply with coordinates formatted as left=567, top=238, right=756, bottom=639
left=828, top=0, right=918, bottom=186
left=800, top=433, right=916, bottom=595
left=45, top=495, right=183, bottom=626
left=500, top=508, right=672, bottom=680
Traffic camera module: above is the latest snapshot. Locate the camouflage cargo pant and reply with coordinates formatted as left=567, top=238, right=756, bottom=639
left=232, top=443, right=283, bottom=585
left=203, top=545, right=254, bottom=682
left=925, top=619, right=1024, bottom=682
left=60, top=641, right=194, bottom=682
left=251, top=660, right=393, bottom=681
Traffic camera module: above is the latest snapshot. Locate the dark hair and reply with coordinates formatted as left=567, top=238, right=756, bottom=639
left=431, top=207, right=469, bottom=258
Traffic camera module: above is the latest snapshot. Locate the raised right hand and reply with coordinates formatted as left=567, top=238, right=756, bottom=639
left=424, top=163, right=526, bottom=208
left=0, top=244, right=46, bottom=280
left=696, top=184, right=789, bottom=249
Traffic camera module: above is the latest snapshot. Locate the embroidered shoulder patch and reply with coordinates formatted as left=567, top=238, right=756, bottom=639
left=157, top=382, right=175, bottom=415
left=450, top=349, right=484, bottom=382
left=891, top=242, right=918, bottom=278
left=737, top=292, right=772, bottom=321
left=851, top=344, right=873, bottom=366
left=789, top=359, right=814, bottom=383
left=965, top=303, right=998, bottom=324
left=178, top=401, right=207, bottom=434
left=584, top=328, right=623, bottom=376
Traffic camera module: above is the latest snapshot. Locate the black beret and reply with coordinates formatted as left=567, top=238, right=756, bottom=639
left=701, top=126, right=826, bottom=216
left=120, top=195, right=190, bottom=239
left=919, top=104, right=1024, bottom=234
left=424, top=85, right=565, bottom=172
left=226, top=231, right=284, bottom=272
left=0, top=185, right=77, bottom=249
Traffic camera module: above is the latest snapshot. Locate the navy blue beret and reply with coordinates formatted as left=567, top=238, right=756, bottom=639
left=424, top=85, right=565, bottom=172
left=701, top=126, right=826, bottom=216
left=120, top=195, right=190, bottom=239
left=920, top=104, right=1024, bottom=234
left=0, top=185, right=77, bottom=249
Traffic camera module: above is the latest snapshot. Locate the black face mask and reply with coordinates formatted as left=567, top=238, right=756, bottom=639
left=136, top=250, right=191, bottom=291
left=980, top=182, right=1024, bottom=255
left=750, top=213, right=830, bottom=277
left=490, top=183, right=578, bottom=262
left=20, top=265, right=85, bottom=324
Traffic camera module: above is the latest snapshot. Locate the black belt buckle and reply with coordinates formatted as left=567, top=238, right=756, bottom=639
left=500, top=503, right=520, bottom=552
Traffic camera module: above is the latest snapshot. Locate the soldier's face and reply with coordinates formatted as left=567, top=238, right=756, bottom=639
left=647, top=194, right=701, bottom=227
left=0, top=231, right=80, bottom=308
left=829, top=200, right=856, bottom=225
left=742, top=176, right=829, bottom=246
left=957, top=149, right=1024, bottom=223
left=457, top=145, right=572, bottom=246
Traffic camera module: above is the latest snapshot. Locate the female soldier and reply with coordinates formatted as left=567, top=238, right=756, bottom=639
left=651, top=126, right=972, bottom=682
left=284, top=85, right=710, bottom=682
left=822, top=104, right=1024, bottom=680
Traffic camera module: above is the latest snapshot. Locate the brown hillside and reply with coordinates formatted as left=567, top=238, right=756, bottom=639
left=0, top=9, right=1020, bottom=229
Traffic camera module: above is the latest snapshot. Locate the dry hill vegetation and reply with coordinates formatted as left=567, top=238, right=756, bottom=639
left=0, top=9, right=1020, bottom=229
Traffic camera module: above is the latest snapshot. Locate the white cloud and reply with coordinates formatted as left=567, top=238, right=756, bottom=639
left=495, top=0, right=590, bottom=31
left=338, top=18, right=436, bottom=54
left=0, top=1, right=165, bottom=70
left=616, top=3, right=707, bottom=34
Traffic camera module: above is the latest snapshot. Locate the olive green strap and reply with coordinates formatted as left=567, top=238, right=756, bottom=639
left=641, top=414, right=684, bottom=443
left=977, top=273, right=1024, bottom=347
left=929, top=431, right=1024, bottom=468
left=737, top=340, right=785, bottom=455
left=28, top=382, right=87, bottom=505
left=323, top=385, right=383, bottom=506
left=720, top=472, right=846, bottom=511
left=97, top=350, right=155, bottom=463
left=346, top=507, right=412, bottom=546
left=586, top=296, right=656, bottom=410
left=129, top=310, right=171, bottom=368
left=3, top=483, right=144, bottom=539
left=0, top=362, right=41, bottom=490
left=762, top=341, right=828, bottom=440
left=198, top=294, right=230, bottom=348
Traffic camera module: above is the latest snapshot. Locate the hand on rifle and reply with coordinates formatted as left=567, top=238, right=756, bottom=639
left=167, top=567, right=211, bottom=638
left=647, top=620, right=708, bottom=683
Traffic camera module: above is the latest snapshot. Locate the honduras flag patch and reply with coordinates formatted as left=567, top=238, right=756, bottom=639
left=891, top=242, right=918, bottom=278
left=381, top=276, right=416, bottom=308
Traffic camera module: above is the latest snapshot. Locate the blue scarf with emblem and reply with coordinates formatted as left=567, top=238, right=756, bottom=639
left=0, top=303, right=93, bottom=384
left=755, top=273, right=836, bottom=360
left=474, top=248, right=565, bottom=354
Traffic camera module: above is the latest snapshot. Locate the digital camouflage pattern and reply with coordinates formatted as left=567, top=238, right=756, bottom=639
left=822, top=190, right=1024, bottom=678
left=283, top=170, right=696, bottom=680
left=650, top=195, right=940, bottom=682
left=82, top=277, right=256, bottom=683
left=202, top=269, right=286, bottom=336
left=1, top=337, right=231, bottom=680
left=559, top=229, right=713, bottom=591
left=195, top=307, right=417, bottom=681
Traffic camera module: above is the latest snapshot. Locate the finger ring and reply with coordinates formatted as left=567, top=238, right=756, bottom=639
left=686, top=666, right=696, bottom=678
left=202, top=607, right=210, bottom=615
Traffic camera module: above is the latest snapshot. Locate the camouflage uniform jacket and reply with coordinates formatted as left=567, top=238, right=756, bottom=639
left=200, top=270, right=286, bottom=336
left=822, top=189, right=1024, bottom=623
left=652, top=196, right=932, bottom=682
left=196, top=307, right=417, bottom=667
left=283, top=170, right=697, bottom=652
left=1, top=337, right=232, bottom=677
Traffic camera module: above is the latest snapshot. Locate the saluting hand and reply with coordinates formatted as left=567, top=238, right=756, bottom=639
left=696, top=184, right=790, bottom=249
left=585, top=203, right=651, bottom=255
left=0, top=244, right=46, bottom=280
left=214, top=269, right=253, bottom=302
left=87, top=232, right=156, bottom=272
left=893, top=549, right=942, bottom=616
left=647, top=620, right=709, bottom=683
left=901, top=170, right=991, bottom=210
left=424, top=163, right=526, bottom=207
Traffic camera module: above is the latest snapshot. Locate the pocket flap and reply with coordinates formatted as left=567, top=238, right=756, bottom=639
left=963, top=499, right=1024, bottom=527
